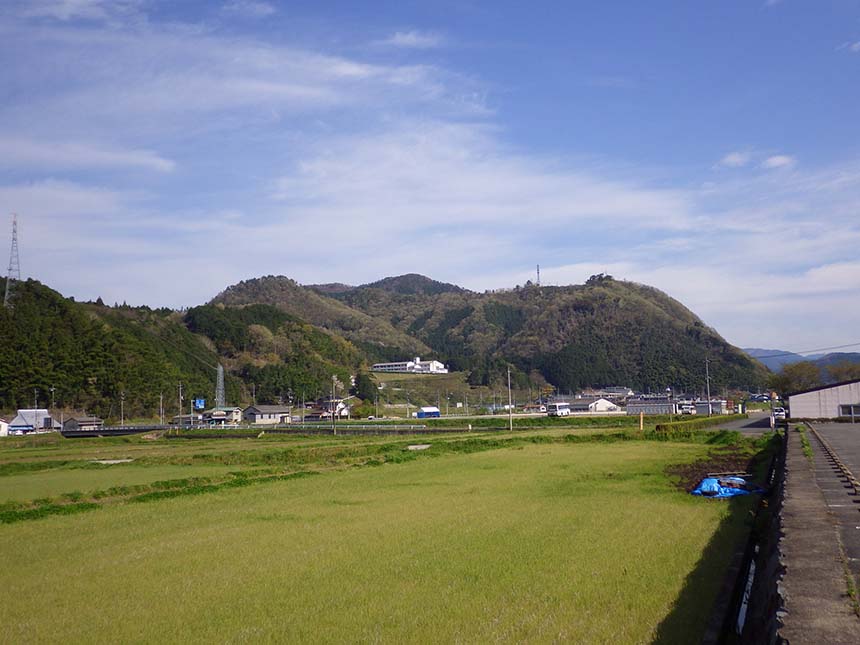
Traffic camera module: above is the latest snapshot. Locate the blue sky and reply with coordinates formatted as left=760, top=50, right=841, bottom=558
left=1, top=0, right=859, bottom=351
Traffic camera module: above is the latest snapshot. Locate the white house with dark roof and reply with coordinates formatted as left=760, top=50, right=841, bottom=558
left=243, top=405, right=292, bottom=425
left=203, top=406, right=243, bottom=427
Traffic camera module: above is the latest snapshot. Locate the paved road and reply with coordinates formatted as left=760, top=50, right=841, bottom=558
left=709, top=410, right=773, bottom=435
left=808, top=423, right=860, bottom=585
left=779, top=426, right=860, bottom=642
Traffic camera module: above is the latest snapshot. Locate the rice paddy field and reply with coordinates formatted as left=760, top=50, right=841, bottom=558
left=0, top=427, right=770, bottom=643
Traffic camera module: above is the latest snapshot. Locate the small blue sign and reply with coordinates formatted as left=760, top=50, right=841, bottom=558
left=194, top=398, right=206, bottom=410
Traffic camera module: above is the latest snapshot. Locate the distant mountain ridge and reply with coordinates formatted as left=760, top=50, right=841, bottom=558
left=743, top=348, right=806, bottom=371
left=744, top=348, right=860, bottom=374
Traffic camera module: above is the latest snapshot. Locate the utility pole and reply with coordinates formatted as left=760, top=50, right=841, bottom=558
left=178, top=382, right=183, bottom=428
left=120, top=391, right=125, bottom=427
left=159, top=392, right=164, bottom=426
left=331, top=375, right=337, bottom=435
left=705, top=358, right=712, bottom=416
left=33, top=388, right=38, bottom=410
left=251, top=383, right=256, bottom=405
left=507, top=366, right=514, bottom=432
left=49, top=385, right=55, bottom=410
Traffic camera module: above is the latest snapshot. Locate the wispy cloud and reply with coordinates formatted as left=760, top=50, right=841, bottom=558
left=761, top=154, right=796, bottom=169
left=375, top=30, right=445, bottom=49
left=837, top=41, right=860, bottom=53
left=0, top=138, right=175, bottom=172
left=222, top=1, right=276, bottom=19
left=716, top=151, right=751, bottom=168
left=10, top=0, right=144, bottom=24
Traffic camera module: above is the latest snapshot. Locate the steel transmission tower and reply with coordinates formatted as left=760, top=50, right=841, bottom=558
left=3, top=214, right=21, bottom=308
left=215, top=364, right=225, bottom=407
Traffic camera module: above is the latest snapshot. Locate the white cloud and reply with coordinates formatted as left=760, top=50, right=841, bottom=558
left=272, top=121, right=694, bottom=232
left=13, top=0, right=143, bottom=24
left=0, top=179, right=126, bottom=218
left=0, top=22, right=482, bottom=140
left=0, top=138, right=175, bottom=172
left=222, top=1, right=276, bottom=18
left=838, top=41, right=860, bottom=53
left=376, top=30, right=445, bottom=49
left=761, top=154, right=796, bottom=169
left=717, top=151, right=751, bottom=168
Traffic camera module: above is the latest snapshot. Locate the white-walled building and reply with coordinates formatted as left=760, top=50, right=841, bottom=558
left=0, top=418, right=8, bottom=437
left=371, top=357, right=448, bottom=374
left=9, top=409, right=60, bottom=433
left=203, top=406, right=243, bottom=427
left=788, top=379, right=860, bottom=420
left=571, top=397, right=619, bottom=413
left=243, top=405, right=292, bottom=425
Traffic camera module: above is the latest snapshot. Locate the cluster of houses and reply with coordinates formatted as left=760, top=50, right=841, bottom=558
left=0, top=397, right=354, bottom=436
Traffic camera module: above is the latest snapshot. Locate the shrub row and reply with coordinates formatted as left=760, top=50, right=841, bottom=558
left=654, top=414, right=747, bottom=433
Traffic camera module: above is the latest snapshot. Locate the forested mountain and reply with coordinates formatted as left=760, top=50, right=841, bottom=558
left=0, top=273, right=767, bottom=420
left=212, top=275, right=429, bottom=362
left=0, top=281, right=362, bottom=419
left=0, top=279, right=233, bottom=418
left=220, top=273, right=768, bottom=392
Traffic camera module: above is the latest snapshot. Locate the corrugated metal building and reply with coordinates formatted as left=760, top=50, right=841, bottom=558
left=787, top=379, right=860, bottom=420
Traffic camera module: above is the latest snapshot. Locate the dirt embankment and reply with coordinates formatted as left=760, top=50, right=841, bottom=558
left=667, top=446, right=763, bottom=492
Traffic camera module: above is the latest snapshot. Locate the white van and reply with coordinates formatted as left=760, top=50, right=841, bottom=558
left=547, top=402, right=571, bottom=417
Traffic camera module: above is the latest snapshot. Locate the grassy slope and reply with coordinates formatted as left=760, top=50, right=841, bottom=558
left=0, top=439, right=750, bottom=642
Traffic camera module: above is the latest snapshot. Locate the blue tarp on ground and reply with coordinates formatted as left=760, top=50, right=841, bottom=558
left=691, top=476, right=764, bottom=498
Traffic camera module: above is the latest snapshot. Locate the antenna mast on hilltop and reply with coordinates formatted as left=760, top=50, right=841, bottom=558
left=536, top=264, right=540, bottom=287
left=3, top=214, right=21, bottom=308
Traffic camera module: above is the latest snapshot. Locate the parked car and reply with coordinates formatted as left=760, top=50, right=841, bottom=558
left=679, top=404, right=696, bottom=415
left=772, top=407, right=786, bottom=420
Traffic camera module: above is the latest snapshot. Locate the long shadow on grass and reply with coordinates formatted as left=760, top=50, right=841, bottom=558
left=651, top=439, right=778, bottom=644
left=650, top=495, right=752, bottom=644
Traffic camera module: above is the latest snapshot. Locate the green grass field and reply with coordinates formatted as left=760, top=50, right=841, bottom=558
left=0, top=430, right=766, bottom=642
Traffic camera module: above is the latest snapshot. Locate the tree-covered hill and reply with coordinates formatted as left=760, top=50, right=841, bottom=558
left=0, top=281, right=367, bottom=420
left=0, top=279, right=232, bottom=419
left=0, top=272, right=769, bottom=421
left=210, top=275, right=429, bottom=362
left=218, top=273, right=768, bottom=393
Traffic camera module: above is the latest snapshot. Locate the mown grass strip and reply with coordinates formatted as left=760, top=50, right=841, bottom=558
left=797, top=426, right=813, bottom=463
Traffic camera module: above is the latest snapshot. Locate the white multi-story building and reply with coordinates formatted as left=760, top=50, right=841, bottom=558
left=371, top=357, right=448, bottom=374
